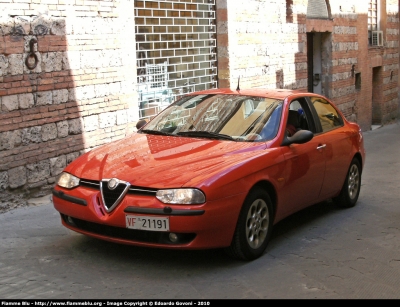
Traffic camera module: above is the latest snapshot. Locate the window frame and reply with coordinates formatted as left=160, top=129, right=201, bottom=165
left=287, top=97, right=317, bottom=134
left=368, top=0, right=380, bottom=45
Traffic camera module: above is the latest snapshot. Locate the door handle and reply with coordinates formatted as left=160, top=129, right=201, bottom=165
left=317, top=144, right=326, bottom=150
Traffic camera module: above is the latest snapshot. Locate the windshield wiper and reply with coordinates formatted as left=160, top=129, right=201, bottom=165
left=140, top=129, right=175, bottom=136
left=177, top=131, right=234, bottom=141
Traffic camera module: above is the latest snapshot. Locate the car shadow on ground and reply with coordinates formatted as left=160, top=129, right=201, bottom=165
left=271, top=199, right=339, bottom=239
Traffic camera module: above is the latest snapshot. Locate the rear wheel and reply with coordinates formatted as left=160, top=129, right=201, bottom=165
left=334, top=158, right=361, bottom=208
left=225, top=188, right=273, bottom=261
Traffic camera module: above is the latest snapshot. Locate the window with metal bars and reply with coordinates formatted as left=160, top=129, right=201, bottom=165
left=135, top=0, right=218, bottom=119
left=306, top=0, right=329, bottom=19
left=368, top=0, right=381, bottom=46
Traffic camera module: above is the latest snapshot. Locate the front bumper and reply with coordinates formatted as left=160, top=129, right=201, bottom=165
left=52, top=186, right=245, bottom=249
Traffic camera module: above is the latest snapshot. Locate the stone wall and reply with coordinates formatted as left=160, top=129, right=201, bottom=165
left=0, top=0, right=399, bottom=210
left=383, top=0, right=400, bottom=123
left=0, top=0, right=138, bottom=210
left=217, top=0, right=308, bottom=90
left=219, top=0, right=399, bottom=131
left=328, top=0, right=399, bottom=130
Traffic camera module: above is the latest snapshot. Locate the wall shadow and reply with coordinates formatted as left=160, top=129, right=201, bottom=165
left=0, top=2, right=137, bottom=209
left=0, top=15, right=83, bottom=208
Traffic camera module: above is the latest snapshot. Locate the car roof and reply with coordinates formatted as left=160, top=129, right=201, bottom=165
left=187, top=88, right=307, bottom=100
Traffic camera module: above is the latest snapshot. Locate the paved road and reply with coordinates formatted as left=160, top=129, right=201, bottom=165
left=1, top=121, right=400, bottom=299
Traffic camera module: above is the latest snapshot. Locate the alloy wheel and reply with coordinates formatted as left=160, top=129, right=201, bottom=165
left=348, top=164, right=360, bottom=200
left=245, top=199, right=269, bottom=249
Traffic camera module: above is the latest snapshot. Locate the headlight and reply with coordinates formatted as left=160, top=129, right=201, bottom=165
left=156, top=189, right=205, bottom=204
left=57, top=172, right=80, bottom=189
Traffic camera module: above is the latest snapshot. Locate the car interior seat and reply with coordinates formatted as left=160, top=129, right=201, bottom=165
left=287, top=110, right=300, bottom=130
left=297, top=109, right=309, bottom=130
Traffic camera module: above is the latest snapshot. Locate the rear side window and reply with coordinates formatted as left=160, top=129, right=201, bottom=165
left=310, top=97, right=344, bottom=133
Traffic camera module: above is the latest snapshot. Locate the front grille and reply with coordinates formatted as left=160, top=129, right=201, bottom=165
left=61, top=214, right=196, bottom=245
left=101, top=180, right=129, bottom=211
left=80, top=179, right=100, bottom=189
left=80, top=179, right=157, bottom=196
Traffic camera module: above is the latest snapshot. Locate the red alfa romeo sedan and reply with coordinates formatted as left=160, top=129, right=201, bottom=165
left=52, top=88, right=366, bottom=260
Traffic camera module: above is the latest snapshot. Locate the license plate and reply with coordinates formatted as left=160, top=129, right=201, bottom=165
left=126, top=215, right=169, bottom=231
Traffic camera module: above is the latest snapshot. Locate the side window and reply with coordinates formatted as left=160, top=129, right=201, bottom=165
left=310, top=97, right=344, bottom=133
left=288, top=98, right=312, bottom=132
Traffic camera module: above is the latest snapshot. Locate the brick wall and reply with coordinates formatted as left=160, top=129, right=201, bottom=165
left=219, top=0, right=399, bottom=131
left=0, top=0, right=138, bottom=209
left=0, top=0, right=399, bottom=209
left=383, top=0, right=400, bottom=123
left=328, top=1, right=361, bottom=125
left=217, top=0, right=308, bottom=90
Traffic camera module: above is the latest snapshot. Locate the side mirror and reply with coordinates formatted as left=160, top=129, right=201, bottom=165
left=281, top=130, right=313, bottom=146
left=136, top=119, right=148, bottom=130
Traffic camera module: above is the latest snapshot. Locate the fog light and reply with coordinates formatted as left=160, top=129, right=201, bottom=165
left=169, top=233, right=178, bottom=243
left=67, top=215, right=74, bottom=225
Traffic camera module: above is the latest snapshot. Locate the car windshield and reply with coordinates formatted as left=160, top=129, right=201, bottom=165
left=142, top=94, right=283, bottom=142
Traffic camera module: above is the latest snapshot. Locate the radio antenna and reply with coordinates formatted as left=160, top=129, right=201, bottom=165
left=236, top=76, right=240, bottom=91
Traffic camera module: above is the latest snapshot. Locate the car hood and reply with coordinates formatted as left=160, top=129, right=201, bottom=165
left=65, top=133, right=272, bottom=188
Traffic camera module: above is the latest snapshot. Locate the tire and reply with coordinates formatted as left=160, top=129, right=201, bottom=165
left=225, top=188, right=273, bottom=261
left=333, top=158, right=361, bottom=208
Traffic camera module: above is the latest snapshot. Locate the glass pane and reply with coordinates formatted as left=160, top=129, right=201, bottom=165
left=310, top=97, right=344, bottom=132
left=143, top=95, right=283, bottom=142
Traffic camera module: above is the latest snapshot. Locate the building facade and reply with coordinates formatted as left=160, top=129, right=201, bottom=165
left=0, top=0, right=399, bottom=205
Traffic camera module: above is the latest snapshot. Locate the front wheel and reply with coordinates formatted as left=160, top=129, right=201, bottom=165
left=225, top=188, right=273, bottom=261
left=333, top=158, right=361, bottom=208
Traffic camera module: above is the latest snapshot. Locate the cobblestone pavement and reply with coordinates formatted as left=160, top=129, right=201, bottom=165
left=1, top=121, right=400, bottom=299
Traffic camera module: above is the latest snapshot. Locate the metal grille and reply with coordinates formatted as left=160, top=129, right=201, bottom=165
left=368, top=0, right=378, bottom=31
left=100, top=180, right=129, bottom=211
left=368, top=0, right=378, bottom=45
left=306, top=0, right=329, bottom=19
left=80, top=179, right=158, bottom=196
left=62, top=215, right=196, bottom=244
left=135, top=0, right=218, bottom=119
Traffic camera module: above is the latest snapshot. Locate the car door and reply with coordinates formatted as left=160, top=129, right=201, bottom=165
left=279, top=97, right=327, bottom=216
left=307, top=96, right=353, bottom=199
